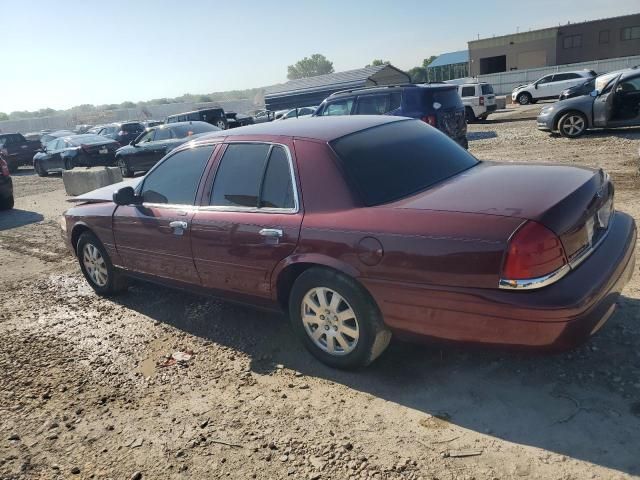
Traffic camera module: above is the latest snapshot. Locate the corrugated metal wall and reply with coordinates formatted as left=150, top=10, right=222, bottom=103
left=477, top=55, right=640, bottom=95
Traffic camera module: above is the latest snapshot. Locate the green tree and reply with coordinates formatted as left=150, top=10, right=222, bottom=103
left=0, top=112, right=9, bottom=121
left=422, top=55, right=438, bottom=68
left=366, top=59, right=390, bottom=67
left=407, top=67, right=427, bottom=83
left=287, top=54, right=334, bottom=80
left=120, top=101, right=136, bottom=108
left=198, top=95, right=213, bottom=102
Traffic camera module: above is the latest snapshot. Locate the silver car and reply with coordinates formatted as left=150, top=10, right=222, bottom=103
left=537, top=67, right=640, bottom=138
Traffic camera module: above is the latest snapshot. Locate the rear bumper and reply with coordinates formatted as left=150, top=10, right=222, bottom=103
left=0, top=176, right=13, bottom=199
left=363, top=211, right=636, bottom=350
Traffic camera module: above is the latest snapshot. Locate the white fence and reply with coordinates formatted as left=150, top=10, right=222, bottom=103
left=476, top=55, right=640, bottom=96
left=0, top=98, right=258, bottom=135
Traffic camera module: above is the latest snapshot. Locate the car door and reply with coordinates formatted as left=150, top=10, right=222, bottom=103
left=609, top=75, right=640, bottom=126
left=534, top=75, right=554, bottom=99
left=112, top=145, right=216, bottom=285
left=593, top=75, right=622, bottom=127
left=191, top=142, right=302, bottom=301
left=42, top=139, right=65, bottom=171
left=127, top=129, right=156, bottom=171
left=144, top=127, right=177, bottom=170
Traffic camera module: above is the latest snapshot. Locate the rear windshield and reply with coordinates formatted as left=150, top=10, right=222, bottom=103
left=122, top=123, right=143, bottom=132
left=481, top=84, right=494, bottom=95
left=172, top=122, right=218, bottom=137
left=331, top=119, right=478, bottom=206
left=432, top=89, right=463, bottom=108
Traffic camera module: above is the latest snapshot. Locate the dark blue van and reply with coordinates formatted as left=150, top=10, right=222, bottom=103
left=313, top=84, right=468, bottom=148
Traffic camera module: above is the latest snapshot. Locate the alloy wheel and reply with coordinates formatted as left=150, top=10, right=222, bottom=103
left=216, top=120, right=226, bottom=130
left=301, top=287, right=359, bottom=356
left=561, top=115, right=585, bottom=136
left=82, top=243, right=108, bottom=287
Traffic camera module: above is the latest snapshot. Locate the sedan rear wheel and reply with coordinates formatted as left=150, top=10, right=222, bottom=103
left=289, top=267, right=391, bottom=369
left=35, top=160, right=48, bottom=177
left=215, top=120, right=226, bottom=130
left=117, top=157, right=133, bottom=178
left=77, top=231, right=128, bottom=296
left=558, top=112, right=587, bottom=138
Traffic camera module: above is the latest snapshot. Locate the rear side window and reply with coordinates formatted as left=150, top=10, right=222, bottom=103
left=321, top=99, right=354, bottom=116
left=172, top=122, right=218, bottom=137
left=331, top=119, right=478, bottom=206
left=481, top=84, right=494, bottom=95
left=141, top=146, right=213, bottom=205
left=460, top=86, right=475, bottom=97
left=355, top=93, right=401, bottom=115
left=210, top=144, right=295, bottom=210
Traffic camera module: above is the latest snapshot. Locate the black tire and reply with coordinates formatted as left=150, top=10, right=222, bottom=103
left=117, top=157, right=133, bottom=178
left=7, top=161, right=18, bottom=174
left=76, top=231, right=129, bottom=296
left=288, top=267, right=391, bottom=369
left=215, top=120, right=227, bottom=130
left=0, top=195, right=14, bottom=210
left=557, top=112, right=587, bottom=138
left=64, top=158, right=73, bottom=170
left=517, top=92, right=532, bottom=105
left=465, top=107, right=476, bottom=123
left=34, top=160, right=48, bottom=177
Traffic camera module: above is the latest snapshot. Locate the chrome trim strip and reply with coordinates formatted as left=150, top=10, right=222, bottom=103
left=499, top=214, right=614, bottom=291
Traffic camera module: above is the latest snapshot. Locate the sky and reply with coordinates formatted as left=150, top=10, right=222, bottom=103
left=1, top=0, right=638, bottom=113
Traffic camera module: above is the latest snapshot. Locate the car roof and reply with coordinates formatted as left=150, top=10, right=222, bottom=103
left=152, top=121, right=208, bottom=129
left=168, top=108, right=223, bottom=117
left=326, top=83, right=455, bottom=100
left=196, top=115, right=406, bottom=142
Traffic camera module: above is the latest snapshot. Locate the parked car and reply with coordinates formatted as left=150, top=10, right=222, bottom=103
left=74, top=124, right=92, bottom=134
left=253, top=110, right=275, bottom=124
left=274, top=109, right=290, bottom=120
left=0, top=133, right=42, bottom=172
left=313, top=84, right=468, bottom=148
left=33, top=134, right=120, bottom=176
left=277, top=106, right=318, bottom=120
left=0, top=156, right=14, bottom=210
left=166, top=108, right=227, bottom=130
left=97, top=122, right=145, bottom=146
left=537, top=67, right=640, bottom=138
left=458, top=82, right=497, bottom=122
left=24, top=132, right=42, bottom=142
left=512, top=70, right=596, bottom=105
left=62, top=116, right=635, bottom=369
left=115, top=121, right=220, bottom=177
left=87, top=125, right=105, bottom=134
left=142, top=120, right=164, bottom=128
left=559, top=77, right=596, bottom=101
left=225, top=112, right=254, bottom=128
left=40, top=130, right=74, bottom=146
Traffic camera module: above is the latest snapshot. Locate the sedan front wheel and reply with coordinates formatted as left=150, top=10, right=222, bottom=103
left=558, top=112, right=587, bottom=138
left=77, top=231, right=129, bottom=296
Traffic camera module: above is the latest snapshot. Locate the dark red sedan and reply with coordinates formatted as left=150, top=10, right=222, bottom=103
left=62, top=116, right=636, bottom=368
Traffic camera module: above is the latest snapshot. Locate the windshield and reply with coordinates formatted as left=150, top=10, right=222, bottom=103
left=331, top=119, right=479, bottom=206
left=595, top=72, right=620, bottom=92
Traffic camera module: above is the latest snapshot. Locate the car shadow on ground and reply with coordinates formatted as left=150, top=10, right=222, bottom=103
left=11, top=168, right=36, bottom=177
left=467, top=131, right=498, bottom=141
left=114, top=282, right=640, bottom=476
left=0, top=209, right=44, bottom=231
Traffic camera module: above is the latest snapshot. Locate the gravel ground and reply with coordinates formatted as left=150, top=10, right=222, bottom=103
left=1, top=110, right=640, bottom=480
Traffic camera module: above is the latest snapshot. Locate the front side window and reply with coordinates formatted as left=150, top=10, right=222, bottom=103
left=141, top=146, right=213, bottom=205
left=331, top=119, right=478, bottom=206
left=537, top=75, right=553, bottom=85
left=154, top=128, right=173, bottom=141
left=321, top=99, right=354, bottom=116
left=137, top=130, right=155, bottom=143
left=210, top=143, right=295, bottom=210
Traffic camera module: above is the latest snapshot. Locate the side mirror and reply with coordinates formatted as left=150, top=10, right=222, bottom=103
left=130, top=140, right=137, bottom=147
left=590, top=89, right=599, bottom=97
left=534, top=83, right=538, bottom=89
left=113, top=186, right=139, bottom=206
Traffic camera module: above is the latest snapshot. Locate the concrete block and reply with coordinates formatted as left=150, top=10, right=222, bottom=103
left=495, top=96, right=507, bottom=109
left=63, top=167, right=123, bottom=196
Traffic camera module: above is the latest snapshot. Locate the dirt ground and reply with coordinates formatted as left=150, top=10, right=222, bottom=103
left=1, top=109, right=640, bottom=480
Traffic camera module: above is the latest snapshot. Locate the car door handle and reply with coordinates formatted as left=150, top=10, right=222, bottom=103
left=259, top=228, right=283, bottom=238
left=170, top=221, right=188, bottom=229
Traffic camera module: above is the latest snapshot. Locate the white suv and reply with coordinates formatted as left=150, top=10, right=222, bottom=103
left=512, top=70, right=596, bottom=105
left=458, top=82, right=497, bottom=122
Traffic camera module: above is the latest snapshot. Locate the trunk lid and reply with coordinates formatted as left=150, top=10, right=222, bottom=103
left=390, top=161, right=613, bottom=261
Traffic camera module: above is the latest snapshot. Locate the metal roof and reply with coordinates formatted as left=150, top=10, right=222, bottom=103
left=264, top=65, right=409, bottom=98
left=427, top=50, right=469, bottom=68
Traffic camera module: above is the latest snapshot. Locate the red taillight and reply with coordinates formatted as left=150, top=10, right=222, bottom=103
left=0, top=158, right=9, bottom=176
left=502, top=221, right=567, bottom=280
left=479, top=96, right=485, bottom=106
left=421, top=115, right=437, bottom=126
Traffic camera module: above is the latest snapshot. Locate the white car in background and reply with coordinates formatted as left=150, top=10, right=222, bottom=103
left=277, top=106, right=318, bottom=120
left=458, top=82, right=497, bottom=122
left=511, top=70, right=596, bottom=105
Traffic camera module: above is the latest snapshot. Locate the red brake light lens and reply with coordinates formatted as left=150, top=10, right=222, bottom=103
left=479, top=96, right=485, bottom=106
left=421, top=115, right=437, bottom=126
left=502, top=221, right=567, bottom=280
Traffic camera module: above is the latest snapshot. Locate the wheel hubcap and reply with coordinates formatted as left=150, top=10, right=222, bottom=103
left=82, top=243, right=108, bottom=287
left=563, top=116, right=584, bottom=136
left=301, top=287, right=359, bottom=356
